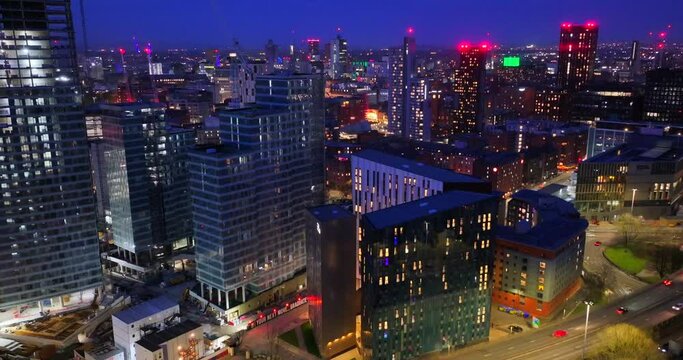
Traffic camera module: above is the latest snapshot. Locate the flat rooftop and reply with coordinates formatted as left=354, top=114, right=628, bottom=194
left=353, top=149, right=484, bottom=184
left=113, top=296, right=177, bottom=325
left=586, top=141, right=683, bottom=163
left=136, top=320, right=202, bottom=352
left=308, top=203, right=354, bottom=222
left=497, top=217, right=588, bottom=251
left=512, top=189, right=578, bottom=219
left=218, top=106, right=289, bottom=118
left=364, top=190, right=498, bottom=230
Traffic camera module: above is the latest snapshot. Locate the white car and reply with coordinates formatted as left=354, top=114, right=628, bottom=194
left=672, top=303, right=683, bottom=311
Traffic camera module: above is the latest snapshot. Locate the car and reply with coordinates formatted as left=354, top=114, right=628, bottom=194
left=593, top=241, right=602, bottom=246
left=659, top=342, right=670, bottom=353
left=508, top=325, right=524, bottom=334
left=663, top=279, right=673, bottom=286
left=616, top=306, right=628, bottom=315
left=552, top=329, right=568, bottom=338
left=672, top=303, right=683, bottom=311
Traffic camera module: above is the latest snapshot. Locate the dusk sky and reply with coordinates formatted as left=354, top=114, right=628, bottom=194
left=76, top=0, right=683, bottom=50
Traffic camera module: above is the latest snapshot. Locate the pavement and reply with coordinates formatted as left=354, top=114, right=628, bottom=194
left=425, top=269, right=683, bottom=360
left=237, top=304, right=310, bottom=359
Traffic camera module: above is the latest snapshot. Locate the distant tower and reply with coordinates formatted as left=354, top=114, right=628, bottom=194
left=629, top=40, right=641, bottom=76
left=452, top=42, right=488, bottom=134
left=265, top=39, right=278, bottom=72
left=387, top=28, right=416, bottom=137
left=557, top=22, right=599, bottom=92
left=329, top=34, right=349, bottom=79
left=307, top=38, right=321, bottom=61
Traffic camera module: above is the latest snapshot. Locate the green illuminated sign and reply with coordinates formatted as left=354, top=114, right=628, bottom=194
left=503, top=56, right=521, bottom=67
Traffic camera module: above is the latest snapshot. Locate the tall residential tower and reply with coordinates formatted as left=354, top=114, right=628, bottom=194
left=388, top=30, right=416, bottom=138
left=0, top=0, right=102, bottom=316
left=557, top=22, right=598, bottom=92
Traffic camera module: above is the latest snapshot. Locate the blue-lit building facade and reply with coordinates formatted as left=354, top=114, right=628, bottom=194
left=101, top=103, right=194, bottom=279
left=0, top=0, right=102, bottom=315
left=188, top=73, right=324, bottom=314
left=359, top=191, right=499, bottom=359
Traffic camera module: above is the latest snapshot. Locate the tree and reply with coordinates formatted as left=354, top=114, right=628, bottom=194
left=588, top=324, right=663, bottom=360
left=614, top=214, right=640, bottom=249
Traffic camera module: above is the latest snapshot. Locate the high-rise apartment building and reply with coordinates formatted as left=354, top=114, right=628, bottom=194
left=452, top=43, right=488, bottom=134
left=557, top=22, right=598, bottom=92
left=188, top=73, right=324, bottom=313
left=330, top=35, right=349, bottom=79
left=0, top=0, right=102, bottom=316
left=359, top=190, right=499, bottom=359
left=643, top=69, right=683, bottom=124
left=100, top=103, right=195, bottom=279
left=407, top=77, right=432, bottom=141
left=388, top=31, right=416, bottom=137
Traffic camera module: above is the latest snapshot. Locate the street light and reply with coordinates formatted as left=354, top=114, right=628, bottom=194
left=582, top=300, right=594, bottom=360
left=630, top=188, right=637, bottom=214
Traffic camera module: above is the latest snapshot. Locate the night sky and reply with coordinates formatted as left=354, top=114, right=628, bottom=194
left=75, top=0, right=683, bottom=50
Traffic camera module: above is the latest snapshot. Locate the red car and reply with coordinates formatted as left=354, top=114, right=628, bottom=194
left=553, top=330, right=568, bottom=338
left=593, top=241, right=602, bottom=246
left=663, top=279, right=673, bottom=286
left=616, top=306, right=628, bottom=315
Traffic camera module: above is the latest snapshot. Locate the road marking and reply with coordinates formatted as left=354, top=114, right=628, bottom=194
left=507, top=346, right=515, bottom=350
left=484, top=354, right=492, bottom=357
left=529, top=339, right=536, bottom=343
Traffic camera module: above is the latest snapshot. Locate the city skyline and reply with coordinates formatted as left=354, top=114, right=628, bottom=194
left=77, top=0, right=683, bottom=50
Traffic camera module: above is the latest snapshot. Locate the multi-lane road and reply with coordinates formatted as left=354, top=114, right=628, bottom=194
left=430, top=270, right=683, bottom=360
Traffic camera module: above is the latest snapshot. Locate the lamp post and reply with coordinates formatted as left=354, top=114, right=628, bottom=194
left=630, top=188, right=637, bottom=214
left=582, top=300, right=594, bottom=360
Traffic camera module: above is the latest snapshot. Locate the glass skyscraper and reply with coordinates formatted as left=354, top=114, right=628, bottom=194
left=0, top=1, right=101, bottom=315
left=189, top=73, right=324, bottom=313
left=99, top=103, right=194, bottom=279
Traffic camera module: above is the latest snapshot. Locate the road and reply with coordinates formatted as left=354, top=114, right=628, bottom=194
left=428, top=270, right=683, bottom=360
left=585, top=224, right=647, bottom=298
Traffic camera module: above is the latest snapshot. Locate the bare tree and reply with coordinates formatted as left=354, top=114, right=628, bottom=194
left=588, top=324, right=664, bottom=360
left=614, top=214, right=640, bottom=249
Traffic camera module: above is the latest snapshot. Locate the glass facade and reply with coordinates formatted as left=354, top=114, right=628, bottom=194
left=360, top=192, right=498, bottom=359
left=101, top=104, right=194, bottom=273
left=189, top=73, right=324, bottom=308
left=0, top=0, right=101, bottom=308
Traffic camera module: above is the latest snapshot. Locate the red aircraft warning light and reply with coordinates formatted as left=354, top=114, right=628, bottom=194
left=118, top=48, right=126, bottom=55
left=561, top=22, right=572, bottom=28
left=407, top=27, right=415, bottom=35
left=143, top=47, right=151, bottom=55
left=458, top=42, right=471, bottom=51
left=585, top=21, right=597, bottom=28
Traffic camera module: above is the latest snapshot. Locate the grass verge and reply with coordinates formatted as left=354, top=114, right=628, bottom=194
left=279, top=328, right=299, bottom=348
left=301, top=321, right=321, bottom=358
left=604, top=246, right=647, bottom=275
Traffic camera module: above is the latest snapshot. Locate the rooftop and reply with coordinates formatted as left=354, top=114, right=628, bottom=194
left=136, top=320, right=202, bottom=352
left=585, top=140, right=683, bottom=163
left=497, top=217, right=588, bottom=251
left=218, top=106, right=289, bottom=118
left=113, top=296, right=178, bottom=325
left=308, top=204, right=354, bottom=222
left=353, top=150, right=483, bottom=184
left=511, top=189, right=578, bottom=220
left=364, top=190, right=498, bottom=230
